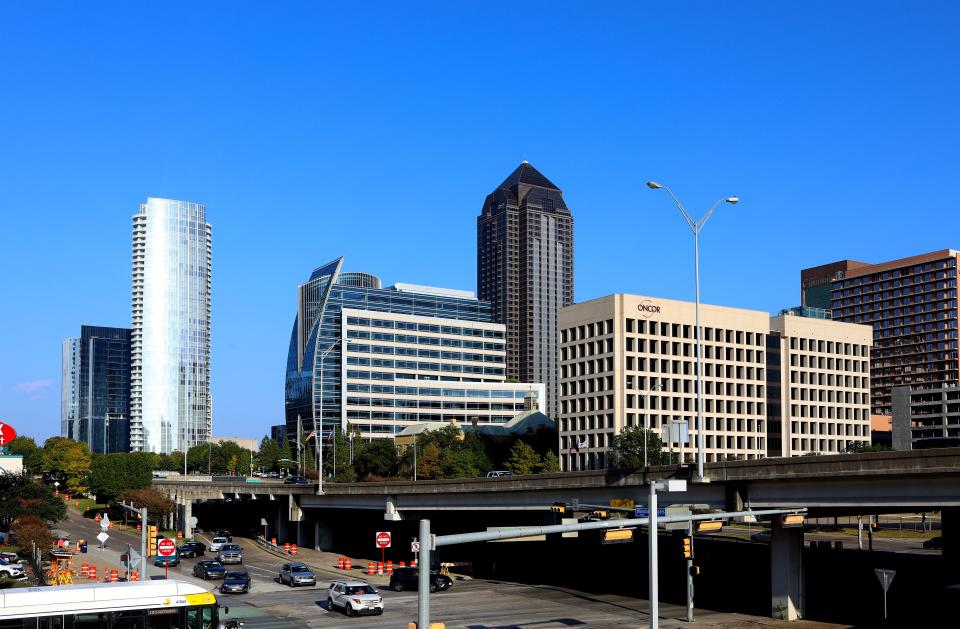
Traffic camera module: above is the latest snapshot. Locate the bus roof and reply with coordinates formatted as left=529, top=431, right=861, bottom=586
left=0, top=580, right=212, bottom=617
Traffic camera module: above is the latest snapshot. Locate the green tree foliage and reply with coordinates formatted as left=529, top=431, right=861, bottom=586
left=88, top=453, right=154, bottom=502
left=255, top=436, right=283, bottom=472
left=416, top=442, right=442, bottom=479
left=354, top=439, right=398, bottom=479
left=41, top=437, right=92, bottom=494
left=505, top=441, right=541, bottom=475
left=0, top=473, right=66, bottom=523
left=845, top=441, right=892, bottom=453
left=119, top=488, right=175, bottom=519
left=610, top=427, right=672, bottom=469
left=6, top=437, right=43, bottom=473
left=540, top=450, right=561, bottom=473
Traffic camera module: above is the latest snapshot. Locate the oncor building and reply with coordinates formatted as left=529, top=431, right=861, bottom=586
left=558, top=294, right=872, bottom=471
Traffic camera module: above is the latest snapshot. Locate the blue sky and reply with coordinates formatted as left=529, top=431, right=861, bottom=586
left=2, top=2, right=960, bottom=442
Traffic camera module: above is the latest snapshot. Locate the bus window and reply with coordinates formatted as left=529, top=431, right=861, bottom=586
left=144, top=609, right=178, bottom=629
left=185, top=609, right=197, bottom=629
left=112, top=611, right=144, bottom=629
left=72, top=613, right=109, bottom=629
left=39, top=617, right=64, bottom=629
left=200, top=608, right=213, bottom=629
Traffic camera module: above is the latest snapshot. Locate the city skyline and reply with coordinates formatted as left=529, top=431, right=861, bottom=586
left=4, top=4, right=960, bottom=441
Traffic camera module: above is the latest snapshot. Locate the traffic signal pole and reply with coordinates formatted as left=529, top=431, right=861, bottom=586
left=686, top=521, right=694, bottom=622
left=140, top=508, right=148, bottom=579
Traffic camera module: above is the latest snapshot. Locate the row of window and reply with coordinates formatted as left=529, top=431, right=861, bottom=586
left=790, top=421, right=866, bottom=436
left=346, top=411, right=514, bottom=425
left=346, top=316, right=504, bottom=338
left=345, top=396, right=524, bottom=411
left=348, top=342, right=504, bottom=355
left=344, top=383, right=528, bottom=398
left=346, top=329, right=505, bottom=350
left=789, top=405, right=867, bottom=420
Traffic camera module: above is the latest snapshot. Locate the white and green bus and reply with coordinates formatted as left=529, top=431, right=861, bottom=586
left=0, top=581, right=221, bottom=629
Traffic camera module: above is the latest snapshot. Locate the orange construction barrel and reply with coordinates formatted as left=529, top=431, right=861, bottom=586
left=367, top=562, right=375, bottom=575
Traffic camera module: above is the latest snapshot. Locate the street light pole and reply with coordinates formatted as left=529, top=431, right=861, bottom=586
left=648, top=479, right=688, bottom=629
left=647, top=182, right=738, bottom=479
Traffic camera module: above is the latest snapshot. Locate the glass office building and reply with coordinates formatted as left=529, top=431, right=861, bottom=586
left=285, top=258, right=543, bottom=445
left=61, top=338, right=81, bottom=440
left=79, top=326, right=132, bottom=453
left=131, top=198, right=212, bottom=453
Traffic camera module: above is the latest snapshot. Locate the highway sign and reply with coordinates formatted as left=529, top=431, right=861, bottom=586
left=157, top=538, right=177, bottom=557
left=375, top=531, right=392, bottom=548
left=411, top=540, right=421, bottom=553
left=96, top=532, right=109, bottom=544
left=634, top=507, right=666, bottom=518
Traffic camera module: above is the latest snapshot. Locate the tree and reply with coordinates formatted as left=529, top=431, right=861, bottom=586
left=416, top=443, right=442, bottom=480
left=88, top=453, right=153, bottom=502
left=610, top=427, right=672, bottom=469
left=41, top=437, right=92, bottom=494
left=0, top=473, right=66, bottom=523
left=255, top=436, right=283, bottom=472
left=845, top=441, right=892, bottom=453
left=7, top=437, right=43, bottom=474
left=354, top=439, right=398, bottom=479
left=12, top=515, right=52, bottom=554
left=119, top=488, right=175, bottom=520
left=539, top=451, right=561, bottom=473
left=505, top=441, right=541, bottom=475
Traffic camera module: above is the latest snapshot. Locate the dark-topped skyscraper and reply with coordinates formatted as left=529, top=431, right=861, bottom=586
left=477, top=162, right=574, bottom=419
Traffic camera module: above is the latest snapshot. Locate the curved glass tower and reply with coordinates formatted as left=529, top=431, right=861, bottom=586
left=130, top=198, right=212, bottom=453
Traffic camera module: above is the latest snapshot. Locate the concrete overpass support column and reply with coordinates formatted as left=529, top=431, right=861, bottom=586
left=289, top=495, right=304, bottom=547
left=770, top=518, right=804, bottom=621
left=183, top=498, right=193, bottom=539
left=943, top=508, right=960, bottom=583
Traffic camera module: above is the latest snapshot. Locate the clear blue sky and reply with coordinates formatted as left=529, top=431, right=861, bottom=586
left=3, top=2, right=959, bottom=442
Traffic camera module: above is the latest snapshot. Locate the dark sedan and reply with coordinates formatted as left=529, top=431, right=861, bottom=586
left=283, top=475, right=309, bottom=485
left=154, top=554, right=180, bottom=567
left=193, top=560, right=226, bottom=580
left=220, top=571, right=251, bottom=594
left=389, top=567, right=453, bottom=593
left=923, top=536, right=943, bottom=549
left=178, top=541, right=206, bottom=558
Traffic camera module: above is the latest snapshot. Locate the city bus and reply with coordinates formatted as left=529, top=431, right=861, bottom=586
left=0, top=581, right=221, bottom=629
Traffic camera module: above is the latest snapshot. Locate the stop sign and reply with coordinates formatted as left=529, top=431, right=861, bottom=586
left=375, top=531, right=392, bottom=548
left=157, top=538, right=177, bottom=557
left=0, top=422, right=16, bottom=446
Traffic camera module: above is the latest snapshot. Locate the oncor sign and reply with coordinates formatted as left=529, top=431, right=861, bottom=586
left=157, top=538, right=177, bottom=557
left=637, top=301, right=661, bottom=318
left=375, top=531, right=392, bottom=548
left=0, top=422, right=16, bottom=446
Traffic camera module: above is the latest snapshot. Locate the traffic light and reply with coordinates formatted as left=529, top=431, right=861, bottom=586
left=591, top=509, right=608, bottom=519
left=682, top=536, right=693, bottom=559
left=689, top=565, right=700, bottom=577
left=551, top=502, right=566, bottom=514
left=147, top=525, right=158, bottom=557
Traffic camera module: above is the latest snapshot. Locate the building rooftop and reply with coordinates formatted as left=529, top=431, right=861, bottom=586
left=389, top=283, right=476, bottom=300
left=497, top=161, right=560, bottom=191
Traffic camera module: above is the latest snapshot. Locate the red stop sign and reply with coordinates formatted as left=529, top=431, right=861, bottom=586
left=375, top=531, right=391, bottom=548
left=0, top=422, right=16, bottom=446
left=157, top=539, right=177, bottom=557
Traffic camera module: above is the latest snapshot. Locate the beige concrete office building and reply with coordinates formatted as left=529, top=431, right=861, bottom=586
left=558, top=294, right=872, bottom=471
left=768, top=314, right=872, bottom=457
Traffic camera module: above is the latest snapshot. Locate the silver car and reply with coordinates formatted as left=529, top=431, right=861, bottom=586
left=279, top=562, right=316, bottom=587
left=217, top=543, right=243, bottom=564
left=0, top=559, right=25, bottom=580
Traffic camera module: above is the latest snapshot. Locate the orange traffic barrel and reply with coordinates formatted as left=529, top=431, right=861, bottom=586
left=385, top=560, right=393, bottom=575
left=177, top=531, right=183, bottom=540
left=411, top=559, right=417, bottom=567
left=110, top=569, right=119, bottom=583
left=344, top=558, right=352, bottom=570
left=290, top=544, right=298, bottom=555
left=87, top=566, right=97, bottom=580
left=271, top=537, right=277, bottom=545
left=376, top=562, right=384, bottom=575
left=337, top=557, right=345, bottom=570
left=130, top=570, right=139, bottom=582
left=80, top=563, right=89, bottom=577
left=367, top=562, right=375, bottom=575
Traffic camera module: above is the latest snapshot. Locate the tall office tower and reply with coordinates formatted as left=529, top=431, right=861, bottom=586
left=130, top=198, right=212, bottom=454
left=800, top=260, right=869, bottom=310
left=477, top=162, right=573, bottom=419
left=803, top=249, right=960, bottom=415
left=285, top=257, right=543, bottom=447
left=61, top=338, right=81, bottom=440
left=76, top=326, right=132, bottom=453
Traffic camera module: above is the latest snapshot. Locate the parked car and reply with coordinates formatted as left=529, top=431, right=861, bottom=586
left=216, top=529, right=233, bottom=541
left=0, top=551, right=19, bottom=563
left=750, top=532, right=772, bottom=543
left=220, top=570, right=251, bottom=594
left=0, top=558, right=26, bottom=580
left=178, top=541, right=206, bottom=558
left=283, top=475, right=309, bottom=485
left=389, top=567, right=453, bottom=593
left=193, top=560, right=226, bottom=580
left=278, top=562, right=316, bottom=587
left=327, top=580, right=384, bottom=616
left=923, top=536, right=943, bottom=549
left=486, top=470, right=513, bottom=478
left=154, top=553, right=180, bottom=567
left=209, top=536, right=229, bottom=552
left=218, top=543, right=243, bottom=564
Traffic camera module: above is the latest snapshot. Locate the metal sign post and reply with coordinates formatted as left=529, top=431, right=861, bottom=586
left=418, top=520, right=431, bottom=629
left=875, top=569, right=896, bottom=620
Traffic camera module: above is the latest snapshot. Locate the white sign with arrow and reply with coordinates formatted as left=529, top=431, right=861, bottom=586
left=96, top=532, right=109, bottom=544
left=875, top=568, right=896, bottom=620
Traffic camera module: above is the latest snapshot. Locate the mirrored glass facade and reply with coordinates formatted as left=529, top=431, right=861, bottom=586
left=61, top=338, right=81, bottom=440
left=131, top=198, right=212, bottom=453
left=77, top=326, right=132, bottom=453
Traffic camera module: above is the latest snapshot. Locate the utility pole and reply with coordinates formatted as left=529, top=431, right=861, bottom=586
left=686, top=521, right=695, bottom=622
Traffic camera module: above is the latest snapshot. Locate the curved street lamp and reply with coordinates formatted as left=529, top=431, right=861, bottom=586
left=647, top=181, right=738, bottom=480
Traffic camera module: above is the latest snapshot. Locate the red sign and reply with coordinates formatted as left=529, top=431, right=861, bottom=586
left=157, top=539, right=177, bottom=557
left=375, top=531, right=392, bottom=548
left=0, top=422, right=16, bottom=446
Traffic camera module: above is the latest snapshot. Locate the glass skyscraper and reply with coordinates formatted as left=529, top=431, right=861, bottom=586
left=285, top=257, right=542, bottom=446
left=477, top=162, right=574, bottom=420
left=61, top=338, right=81, bottom=440
left=130, top=198, right=212, bottom=454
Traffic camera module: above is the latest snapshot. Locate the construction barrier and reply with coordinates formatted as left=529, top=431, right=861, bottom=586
left=411, top=559, right=417, bottom=567
left=337, top=557, right=345, bottom=570
left=399, top=561, right=406, bottom=568
left=80, top=564, right=89, bottom=578
left=283, top=542, right=290, bottom=553
left=129, top=571, right=139, bottom=582
left=137, top=524, right=142, bottom=532
left=94, top=514, right=102, bottom=522
left=290, top=544, right=298, bottom=555
left=110, top=569, right=119, bottom=583
left=385, top=560, right=393, bottom=575
left=376, top=562, right=384, bottom=576
left=177, top=531, right=183, bottom=540
left=108, top=520, right=114, bottom=529
left=271, top=537, right=277, bottom=545
left=343, top=558, right=352, bottom=570
left=367, top=562, right=375, bottom=575
left=87, top=566, right=97, bottom=580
